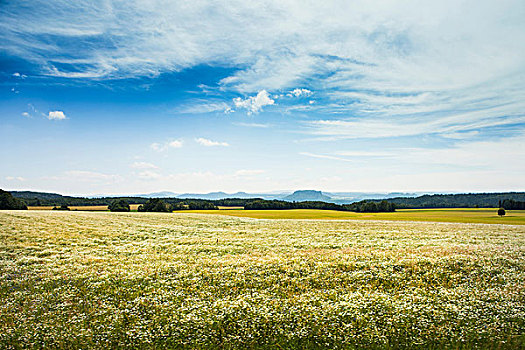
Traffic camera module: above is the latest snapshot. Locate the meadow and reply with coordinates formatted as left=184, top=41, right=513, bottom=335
left=28, top=206, right=525, bottom=225
left=187, top=208, right=525, bottom=225
left=1, top=210, right=524, bottom=349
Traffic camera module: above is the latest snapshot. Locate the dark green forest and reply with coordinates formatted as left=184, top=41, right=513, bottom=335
left=385, top=192, right=525, bottom=208
left=0, top=190, right=27, bottom=210
left=499, top=199, right=525, bottom=210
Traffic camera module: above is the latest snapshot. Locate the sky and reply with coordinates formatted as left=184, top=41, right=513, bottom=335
left=1, top=0, right=524, bottom=196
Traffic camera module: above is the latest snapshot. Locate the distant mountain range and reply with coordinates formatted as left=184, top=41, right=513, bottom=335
left=175, top=191, right=290, bottom=200
left=10, top=189, right=422, bottom=204
left=103, top=189, right=422, bottom=203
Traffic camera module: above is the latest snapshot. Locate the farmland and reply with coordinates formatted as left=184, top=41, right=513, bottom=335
left=183, top=208, right=525, bottom=225
left=27, top=206, right=525, bottom=225
left=1, top=210, right=524, bottom=349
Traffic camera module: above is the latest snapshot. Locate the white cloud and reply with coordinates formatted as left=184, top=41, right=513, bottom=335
left=289, top=88, right=312, bottom=97
left=441, top=131, right=480, bottom=140
left=150, top=143, right=162, bottom=151
left=335, top=151, right=394, bottom=157
left=64, top=170, right=122, bottom=182
left=179, top=101, right=231, bottom=114
left=47, top=111, right=66, bottom=120
left=301, top=134, right=525, bottom=174
left=150, top=139, right=183, bottom=152
left=234, top=169, right=265, bottom=176
left=299, top=152, right=352, bottom=162
left=399, top=136, right=525, bottom=170
left=168, top=140, right=183, bottom=148
left=5, top=176, right=25, bottom=181
left=306, top=105, right=525, bottom=139
left=233, top=90, right=274, bottom=114
left=21, top=112, right=30, bottom=118
left=137, top=170, right=161, bottom=180
left=195, top=137, right=229, bottom=147
left=234, top=122, right=270, bottom=128
left=130, top=161, right=159, bottom=169
left=12, top=72, right=26, bottom=78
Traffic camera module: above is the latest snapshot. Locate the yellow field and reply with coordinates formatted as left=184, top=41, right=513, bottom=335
left=1, top=210, right=524, bottom=348
left=27, top=206, right=525, bottom=224
left=186, top=208, right=525, bottom=225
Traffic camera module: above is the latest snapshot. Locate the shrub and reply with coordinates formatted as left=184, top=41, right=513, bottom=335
left=137, top=198, right=171, bottom=212
left=498, top=208, right=505, bottom=217
left=108, top=199, right=130, bottom=212
left=53, top=205, right=70, bottom=211
left=0, top=189, right=27, bottom=210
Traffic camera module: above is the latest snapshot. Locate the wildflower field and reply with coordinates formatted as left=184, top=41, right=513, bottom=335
left=1, top=211, right=524, bottom=349
left=187, top=208, right=525, bottom=225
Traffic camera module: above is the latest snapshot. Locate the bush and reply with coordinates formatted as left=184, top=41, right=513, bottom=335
left=53, top=205, right=70, bottom=211
left=108, top=199, right=130, bottom=212
left=137, top=198, right=172, bottom=212
left=498, top=208, right=506, bottom=217
left=0, top=189, right=27, bottom=210
left=186, top=201, right=218, bottom=210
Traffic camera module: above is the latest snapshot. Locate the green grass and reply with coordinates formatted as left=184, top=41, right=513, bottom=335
left=185, top=208, right=525, bottom=225
left=1, top=211, right=524, bottom=349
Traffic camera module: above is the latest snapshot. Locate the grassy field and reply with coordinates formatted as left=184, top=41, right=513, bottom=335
left=27, top=207, right=525, bottom=225
left=186, top=208, right=525, bottom=225
left=1, top=210, right=524, bottom=349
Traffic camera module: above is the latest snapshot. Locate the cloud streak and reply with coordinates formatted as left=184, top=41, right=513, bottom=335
left=195, top=138, right=229, bottom=147
left=150, top=140, right=183, bottom=152
left=131, top=162, right=159, bottom=169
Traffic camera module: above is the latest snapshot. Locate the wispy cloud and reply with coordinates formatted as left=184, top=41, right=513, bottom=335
left=150, top=140, right=183, bottom=152
left=299, top=152, right=352, bottom=162
left=234, top=122, right=271, bottom=128
left=234, top=169, right=264, bottom=176
left=305, top=104, right=525, bottom=139
left=301, top=133, right=525, bottom=172
left=195, top=138, right=229, bottom=147
left=137, top=170, right=161, bottom=180
left=178, top=101, right=231, bottom=114
left=5, top=176, right=25, bottom=181
left=335, top=151, right=394, bottom=157
left=64, top=170, right=122, bottom=183
left=130, top=161, right=159, bottom=169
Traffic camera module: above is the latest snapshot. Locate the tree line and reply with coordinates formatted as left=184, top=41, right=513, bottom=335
left=386, top=192, right=525, bottom=208
left=137, top=199, right=218, bottom=212
left=6, top=189, right=525, bottom=212
left=0, top=189, right=27, bottom=210
left=117, top=198, right=396, bottom=213
left=499, top=199, right=525, bottom=210
left=244, top=199, right=395, bottom=212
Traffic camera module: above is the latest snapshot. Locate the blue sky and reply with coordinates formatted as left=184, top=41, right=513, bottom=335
left=1, top=0, right=524, bottom=195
